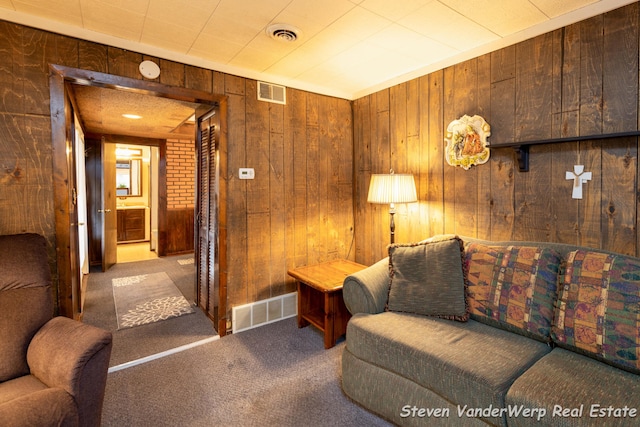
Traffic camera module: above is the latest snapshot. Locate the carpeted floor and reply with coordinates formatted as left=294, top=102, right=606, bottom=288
left=102, top=317, right=393, bottom=427
left=85, top=255, right=391, bottom=426
left=83, top=254, right=217, bottom=367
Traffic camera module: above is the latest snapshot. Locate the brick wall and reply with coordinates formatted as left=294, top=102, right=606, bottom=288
left=166, top=139, right=195, bottom=209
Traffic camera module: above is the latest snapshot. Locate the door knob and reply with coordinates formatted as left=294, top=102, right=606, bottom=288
left=98, top=209, right=112, bottom=213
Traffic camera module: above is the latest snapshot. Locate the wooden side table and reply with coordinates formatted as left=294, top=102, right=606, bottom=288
left=287, top=259, right=367, bottom=349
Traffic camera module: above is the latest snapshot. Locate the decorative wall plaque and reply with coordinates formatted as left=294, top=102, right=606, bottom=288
left=445, top=115, right=491, bottom=170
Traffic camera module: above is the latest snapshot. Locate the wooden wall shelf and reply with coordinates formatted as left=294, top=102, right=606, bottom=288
left=493, top=131, right=640, bottom=172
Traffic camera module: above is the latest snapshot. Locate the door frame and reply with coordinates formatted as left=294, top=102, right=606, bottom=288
left=49, top=64, right=228, bottom=333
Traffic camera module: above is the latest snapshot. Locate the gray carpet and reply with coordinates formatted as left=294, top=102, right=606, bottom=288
left=102, top=317, right=392, bottom=427
left=83, top=254, right=217, bottom=367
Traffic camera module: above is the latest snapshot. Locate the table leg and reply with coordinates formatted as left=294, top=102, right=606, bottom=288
left=324, top=292, right=335, bottom=349
left=297, top=281, right=309, bottom=328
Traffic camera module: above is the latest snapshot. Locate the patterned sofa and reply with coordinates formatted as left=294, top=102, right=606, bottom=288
left=341, top=235, right=640, bottom=426
left=0, top=233, right=113, bottom=427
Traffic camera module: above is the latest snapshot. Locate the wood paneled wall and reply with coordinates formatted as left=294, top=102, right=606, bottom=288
left=0, top=20, right=353, bottom=320
left=222, top=78, right=354, bottom=309
left=354, top=3, right=640, bottom=266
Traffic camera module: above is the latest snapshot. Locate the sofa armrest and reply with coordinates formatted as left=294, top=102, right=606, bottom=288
left=343, top=257, right=390, bottom=315
left=27, top=316, right=112, bottom=427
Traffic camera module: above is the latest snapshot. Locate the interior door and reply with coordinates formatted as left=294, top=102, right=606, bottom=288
left=195, top=106, right=219, bottom=332
left=101, top=141, right=117, bottom=271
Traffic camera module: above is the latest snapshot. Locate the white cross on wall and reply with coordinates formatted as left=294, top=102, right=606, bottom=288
left=565, top=165, right=592, bottom=199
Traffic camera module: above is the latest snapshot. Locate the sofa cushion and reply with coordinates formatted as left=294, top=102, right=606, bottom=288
left=552, top=249, right=640, bottom=374
left=346, top=312, right=551, bottom=426
left=465, top=243, right=561, bottom=342
left=506, top=348, right=640, bottom=427
left=387, top=236, right=468, bottom=321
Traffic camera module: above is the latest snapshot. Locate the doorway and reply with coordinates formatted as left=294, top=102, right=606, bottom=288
left=50, top=64, right=228, bottom=335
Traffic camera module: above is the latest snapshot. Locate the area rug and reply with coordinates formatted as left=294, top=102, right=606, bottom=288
left=112, top=272, right=195, bottom=330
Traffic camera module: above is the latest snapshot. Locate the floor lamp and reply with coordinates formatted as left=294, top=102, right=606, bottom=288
left=367, top=170, right=418, bottom=244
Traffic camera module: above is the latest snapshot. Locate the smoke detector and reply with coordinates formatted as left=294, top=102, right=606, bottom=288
left=266, top=24, right=302, bottom=42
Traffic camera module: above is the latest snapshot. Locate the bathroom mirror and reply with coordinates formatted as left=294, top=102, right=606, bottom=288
left=116, top=159, right=141, bottom=196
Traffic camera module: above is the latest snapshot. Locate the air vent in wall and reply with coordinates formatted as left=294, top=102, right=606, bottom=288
left=232, top=292, right=297, bottom=333
left=258, top=81, right=286, bottom=105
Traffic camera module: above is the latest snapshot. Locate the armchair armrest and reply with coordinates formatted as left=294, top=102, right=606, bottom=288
left=27, top=316, right=112, bottom=427
left=343, top=257, right=390, bottom=315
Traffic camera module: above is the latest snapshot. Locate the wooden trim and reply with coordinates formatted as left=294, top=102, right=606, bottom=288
left=50, top=64, right=225, bottom=105
left=158, top=140, right=168, bottom=257
left=49, top=68, right=74, bottom=317
left=217, top=98, right=228, bottom=336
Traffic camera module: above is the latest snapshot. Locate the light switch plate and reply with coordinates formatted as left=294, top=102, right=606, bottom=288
left=239, top=168, right=255, bottom=179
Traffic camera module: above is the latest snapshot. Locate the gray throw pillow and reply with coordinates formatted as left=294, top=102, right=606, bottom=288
left=386, top=236, right=469, bottom=321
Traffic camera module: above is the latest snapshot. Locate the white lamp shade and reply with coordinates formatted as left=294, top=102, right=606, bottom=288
left=367, top=174, right=417, bottom=204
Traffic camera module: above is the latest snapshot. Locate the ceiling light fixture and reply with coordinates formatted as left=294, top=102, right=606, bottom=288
left=122, top=114, right=142, bottom=120
left=266, top=24, right=302, bottom=42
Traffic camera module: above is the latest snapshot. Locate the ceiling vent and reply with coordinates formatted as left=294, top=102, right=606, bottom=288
left=258, top=81, right=286, bottom=105
left=266, top=23, right=301, bottom=43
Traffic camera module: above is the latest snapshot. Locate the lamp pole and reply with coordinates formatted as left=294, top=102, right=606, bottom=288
left=389, top=202, right=396, bottom=244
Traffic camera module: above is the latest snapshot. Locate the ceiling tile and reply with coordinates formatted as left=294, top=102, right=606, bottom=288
left=399, top=1, right=499, bottom=50
left=12, top=0, right=83, bottom=26
left=325, top=6, right=391, bottom=41
left=269, top=9, right=324, bottom=42
left=145, top=0, right=220, bottom=29
left=366, top=23, right=455, bottom=60
left=229, top=45, right=283, bottom=70
left=531, top=0, right=599, bottom=18
left=81, top=0, right=150, bottom=16
left=140, top=17, right=201, bottom=53
left=200, top=0, right=290, bottom=36
left=291, top=27, right=359, bottom=64
left=264, top=53, right=318, bottom=79
left=439, top=0, right=548, bottom=37
left=284, top=0, right=355, bottom=26
left=359, top=0, right=432, bottom=21
left=189, top=32, right=244, bottom=63
left=235, top=32, right=301, bottom=71
left=80, top=0, right=146, bottom=40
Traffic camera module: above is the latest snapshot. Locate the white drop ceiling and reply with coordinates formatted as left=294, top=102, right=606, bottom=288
left=0, top=0, right=635, bottom=100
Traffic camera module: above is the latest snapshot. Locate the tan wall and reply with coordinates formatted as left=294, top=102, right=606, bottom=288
left=353, top=3, right=640, bottom=265
left=0, top=20, right=353, bottom=318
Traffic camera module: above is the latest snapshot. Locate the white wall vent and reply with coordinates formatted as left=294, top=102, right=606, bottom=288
left=258, top=81, right=286, bottom=105
left=232, top=292, right=297, bottom=334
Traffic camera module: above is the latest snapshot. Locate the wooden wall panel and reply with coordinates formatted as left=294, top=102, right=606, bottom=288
left=579, top=16, right=604, bottom=136
left=166, top=208, right=195, bottom=254
left=269, top=107, right=286, bottom=296
left=602, top=139, right=637, bottom=255
left=0, top=22, right=25, bottom=114
left=354, top=2, right=640, bottom=266
left=603, top=4, right=638, bottom=133
left=78, top=41, right=108, bottom=73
